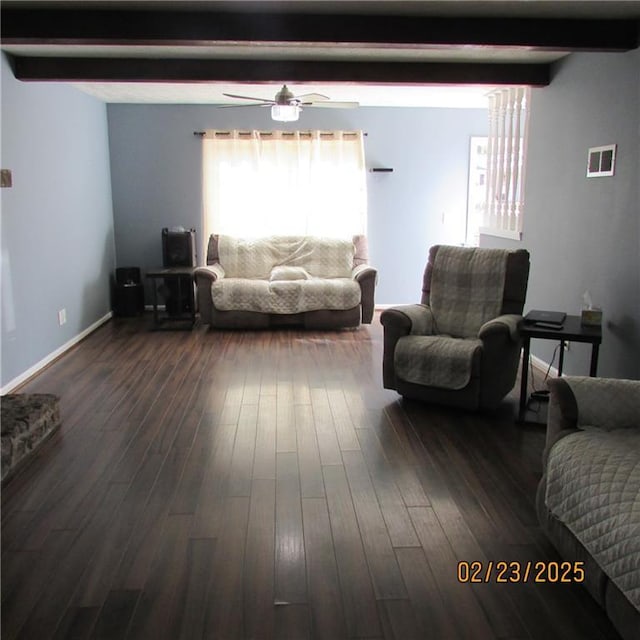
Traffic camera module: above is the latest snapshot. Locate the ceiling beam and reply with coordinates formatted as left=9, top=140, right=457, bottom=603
left=10, top=56, right=551, bottom=86
left=2, top=8, right=638, bottom=51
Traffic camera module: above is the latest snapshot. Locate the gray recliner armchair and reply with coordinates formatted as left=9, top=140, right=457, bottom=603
left=381, top=244, right=530, bottom=410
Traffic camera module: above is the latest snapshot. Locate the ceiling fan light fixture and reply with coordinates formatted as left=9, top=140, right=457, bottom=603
left=271, top=104, right=300, bottom=122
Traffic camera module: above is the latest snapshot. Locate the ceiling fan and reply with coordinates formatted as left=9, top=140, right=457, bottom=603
left=221, top=85, right=359, bottom=122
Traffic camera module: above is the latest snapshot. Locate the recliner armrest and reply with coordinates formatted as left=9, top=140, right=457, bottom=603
left=543, top=377, right=640, bottom=471
left=478, top=314, right=522, bottom=341
left=380, top=304, right=433, bottom=389
left=194, top=264, right=225, bottom=282
left=562, top=376, right=640, bottom=431
left=544, top=378, right=580, bottom=461
left=352, top=265, right=377, bottom=324
left=380, top=304, right=434, bottom=336
left=351, top=264, right=376, bottom=281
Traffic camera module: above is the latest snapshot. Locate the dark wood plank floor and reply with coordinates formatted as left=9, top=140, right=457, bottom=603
left=2, top=313, right=621, bottom=640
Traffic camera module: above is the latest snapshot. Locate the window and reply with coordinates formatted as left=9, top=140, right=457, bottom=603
left=479, top=87, right=531, bottom=241
left=201, top=130, right=367, bottom=242
left=466, top=136, right=488, bottom=246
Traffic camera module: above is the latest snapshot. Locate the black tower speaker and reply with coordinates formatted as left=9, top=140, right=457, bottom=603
left=162, top=228, right=197, bottom=267
left=113, top=266, right=144, bottom=317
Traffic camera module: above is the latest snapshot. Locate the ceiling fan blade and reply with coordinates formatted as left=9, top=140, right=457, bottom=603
left=305, top=101, right=360, bottom=109
left=294, top=92, right=330, bottom=102
left=217, top=103, right=270, bottom=108
left=222, top=92, right=274, bottom=104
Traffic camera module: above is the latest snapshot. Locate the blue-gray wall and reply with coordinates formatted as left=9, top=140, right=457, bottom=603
left=482, top=49, right=640, bottom=379
left=107, top=104, right=487, bottom=305
left=4, top=48, right=636, bottom=386
left=1, top=54, right=116, bottom=389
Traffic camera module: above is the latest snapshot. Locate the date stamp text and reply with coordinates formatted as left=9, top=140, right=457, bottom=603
left=457, top=560, right=585, bottom=584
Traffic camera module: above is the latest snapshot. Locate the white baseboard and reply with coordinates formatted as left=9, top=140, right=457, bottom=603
left=527, top=353, right=559, bottom=381
left=1, top=311, right=113, bottom=394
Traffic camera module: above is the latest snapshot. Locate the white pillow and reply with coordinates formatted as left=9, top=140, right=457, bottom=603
left=269, top=266, right=311, bottom=281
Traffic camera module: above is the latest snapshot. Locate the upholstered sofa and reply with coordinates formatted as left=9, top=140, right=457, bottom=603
left=195, top=234, right=377, bottom=329
left=537, top=376, right=640, bottom=640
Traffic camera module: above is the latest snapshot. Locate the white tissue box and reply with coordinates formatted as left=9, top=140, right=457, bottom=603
left=581, top=308, right=602, bottom=326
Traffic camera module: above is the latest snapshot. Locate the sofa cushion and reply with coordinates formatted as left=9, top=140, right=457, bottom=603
left=429, top=245, right=509, bottom=338
left=545, top=428, right=640, bottom=612
left=218, top=235, right=355, bottom=279
left=270, top=266, right=311, bottom=281
left=394, top=335, right=482, bottom=389
left=211, top=277, right=361, bottom=314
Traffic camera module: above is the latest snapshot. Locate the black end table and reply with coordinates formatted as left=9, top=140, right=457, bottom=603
left=518, top=315, right=602, bottom=422
left=146, top=267, right=196, bottom=330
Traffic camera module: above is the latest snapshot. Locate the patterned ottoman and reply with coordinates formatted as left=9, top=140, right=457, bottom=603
left=1, top=393, right=61, bottom=484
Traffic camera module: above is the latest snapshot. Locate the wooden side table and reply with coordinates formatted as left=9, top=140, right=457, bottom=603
left=518, top=315, right=602, bottom=422
left=146, top=267, right=196, bottom=330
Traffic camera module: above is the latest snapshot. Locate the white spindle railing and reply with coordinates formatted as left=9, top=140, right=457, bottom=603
left=481, top=87, right=531, bottom=240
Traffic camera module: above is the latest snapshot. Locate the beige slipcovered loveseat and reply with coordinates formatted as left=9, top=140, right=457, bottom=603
left=195, top=234, right=377, bottom=329
left=537, top=376, right=640, bottom=640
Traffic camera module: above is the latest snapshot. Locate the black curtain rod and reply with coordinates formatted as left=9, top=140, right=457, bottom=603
left=193, top=130, right=368, bottom=136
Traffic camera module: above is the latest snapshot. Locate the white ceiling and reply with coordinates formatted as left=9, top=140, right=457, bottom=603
left=1, top=42, right=565, bottom=107
left=69, top=81, right=499, bottom=108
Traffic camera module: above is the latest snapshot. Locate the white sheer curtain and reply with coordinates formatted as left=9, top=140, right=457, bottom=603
left=202, top=130, right=367, bottom=241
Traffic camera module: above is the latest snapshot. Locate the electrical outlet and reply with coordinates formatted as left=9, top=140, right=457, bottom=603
left=58, top=308, right=67, bottom=326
